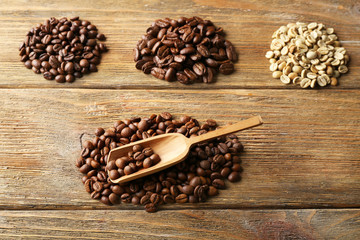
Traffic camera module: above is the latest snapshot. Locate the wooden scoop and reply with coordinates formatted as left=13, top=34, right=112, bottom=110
left=108, top=115, right=263, bottom=184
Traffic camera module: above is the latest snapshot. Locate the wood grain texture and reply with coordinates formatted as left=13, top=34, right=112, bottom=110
left=0, top=0, right=359, bottom=89
left=0, top=89, right=359, bottom=209
left=0, top=209, right=359, bottom=239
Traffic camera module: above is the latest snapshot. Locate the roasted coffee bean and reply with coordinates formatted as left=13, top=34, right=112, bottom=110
left=109, top=193, right=120, bottom=204
left=175, top=194, right=188, bottom=203
left=84, top=179, right=93, bottom=193
left=219, top=62, right=234, bottom=75
left=151, top=67, right=166, bottom=80
left=181, top=185, right=194, bottom=195
left=212, top=178, right=226, bottom=189
left=19, top=17, right=107, bottom=83
left=43, top=71, right=53, bottom=80
left=165, top=67, right=176, bottom=81
left=77, top=113, right=244, bottom=212
left=134, top=17, right=237, bottom=84
left=145, top=203, right=158, bottom=213
left=207, top=186, right=219, bottom=196
left=228, top=171, right=241, bottom=182
left=100, top=196, right=112, bottom=205
left=140, top=195, right=151, bottom=205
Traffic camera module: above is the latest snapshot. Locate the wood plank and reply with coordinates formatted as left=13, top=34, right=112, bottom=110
left=0, top=89, right=359, bottom=209
left=0, top=0, right=359, bottom=89
left=0, top=209, right=359, bottom=239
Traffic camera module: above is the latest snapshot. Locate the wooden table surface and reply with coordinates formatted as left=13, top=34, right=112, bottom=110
left=0, top=0, right=359, bottom=239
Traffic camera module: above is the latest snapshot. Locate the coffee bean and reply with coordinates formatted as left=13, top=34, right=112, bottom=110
left=108, top=193, right=120, bottom=204
left=165, top=67, right=176, bottom=82
left=143, top=158, right=152, bottom=168
left=228, top=171, right=241, bottom=182
left=207, top=186, right=219, bottom=196
left=212, top=178, right=226, bottom=189
left=181, top=185, right=194, bottom=195
left=151, top=67, right=166, bottom=80
left=190, top=176, right=201, bottom=187
left=93, top=181, right=103, bottom=192
left=219, top=62, right=234, bottom=75
left=65, top=74, right=75, bottom=83
left=100, top=196, right=112, bottom=205
left=109, top=169, right=120, bottom=180
left=175, top=193, right=188, bottom=203
left=84, top=179, right=93, bottom=193
left=145, top=203, right=158, bottom=213
left=19, top=17, right=107, bottom=83
left=43, top=72, right=53, bottom=80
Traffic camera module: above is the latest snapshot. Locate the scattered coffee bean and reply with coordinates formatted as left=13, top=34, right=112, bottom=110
left=19, top=16, right=107, bottom=83
left=77, top=113, right=244, bottom=212
left=134, top=16, right=238, bottom=84
left=266, top=22, right=349, bottom=88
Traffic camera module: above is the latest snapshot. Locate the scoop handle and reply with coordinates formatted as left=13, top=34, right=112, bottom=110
left=188, top=115, right=263, bottom=146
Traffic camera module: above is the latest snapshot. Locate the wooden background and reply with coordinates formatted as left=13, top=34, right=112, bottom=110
left=0, top=0, right=359, bottom=239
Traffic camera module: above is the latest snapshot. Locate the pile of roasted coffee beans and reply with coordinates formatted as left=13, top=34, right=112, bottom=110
left=19, top=17, right=107, bottom=83
left=108, top=145, right=161, bottom=180
left=133, top=16, right=238, bottom=84
left=76, top=113, right=243, bottom=212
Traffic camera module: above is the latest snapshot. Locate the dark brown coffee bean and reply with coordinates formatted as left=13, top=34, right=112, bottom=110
left=84, top=179, right=93, bottom=193
left=228, top=171, right=241, bottom=182
left=55, top=74, right=65, bottom=83
left=121, top=193, right=131, bottom=203
left=181, top=185, right=194, bottom=195
left=143, top=158, right=152, bottom=168
left=150, top=193, right=161, bottom=205
left=165, top=67, right=176, bottom=81
left=151, top=67, right=166, bottom=80
left=150, top=154, right=161, bottom=164
left=43, top=72, right=53, bottom=80
left=176, top=71, right=192, bottom=84
left=163, top=194, right=175, bottom=203
left=109, top=169, right=120, bottom=180
left=140, top=195, right=151, bottom=205
left=145, top=203, right=158, bottom=213
left=205, top=58, right=219, bottom=68
left=175, top=194, right=188, bottom=203
left=79, top=164, right=91, bottom=174
left=32, top=59, right=41, bottom=69
left=100, top=196, right=112, bottom=205
left=197, top=45, right=210, bottom=57
left=218, top=143, right=229, bottom=154
left=112, top=185, right=124, bottom=195
left=184, top=68, right=198, bottom=81
left=193, top=62, right=206, bottom=76
left=207, top=186, right=219, bottom=196
left=142, top=61, right=155, bottom=74
left=221, top=167, right=231, bottom=178
left=219, top=62, right=234, bottom=75
left=180, top=47, right=195, bottom=55
left=65, top=74, right=75, bottom=83
left=93, top=181, right=103, bottom=192
left=108, top=193, right=120, bottom=204
left=202, top=67, right=214, bottom=83
left=190, top=176, right=201, bottom=187
left=212, top=178, right=226, bottom=189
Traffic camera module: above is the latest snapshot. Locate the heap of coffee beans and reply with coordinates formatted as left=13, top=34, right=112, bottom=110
left=133, top=16, right=238, bottom=84
left=266, top=22, right=349, bottom=88
left=76, top=113, right=243, bottom=212
left=19, top=17, right=107, bottom=83
left=108, top=145, right=161, bottom=180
